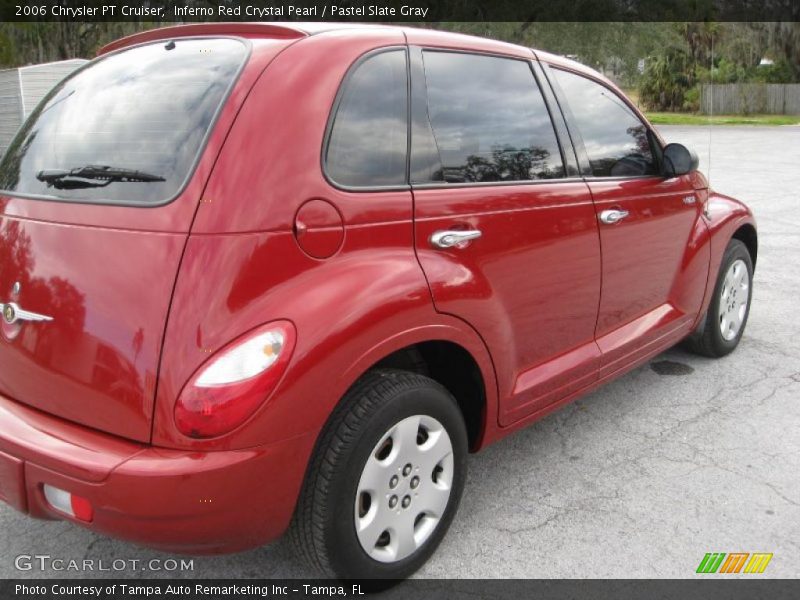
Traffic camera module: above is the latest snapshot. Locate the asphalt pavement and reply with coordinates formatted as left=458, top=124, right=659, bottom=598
left=1, top=124, right=798, bottom=579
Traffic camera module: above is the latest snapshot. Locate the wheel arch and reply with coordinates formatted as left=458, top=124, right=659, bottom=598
left=338, top=322, right=499, bottom=452
left=732, top=222, right=758, bottom=269
left=692, top=193, right=757, bottom=331
left=371, top=341, right=486, bottom=451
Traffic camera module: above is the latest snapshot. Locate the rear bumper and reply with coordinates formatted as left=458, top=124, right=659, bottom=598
left=0, top=394, right=313, bottom=554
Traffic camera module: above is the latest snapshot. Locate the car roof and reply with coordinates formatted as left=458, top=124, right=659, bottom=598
left=99, top=22, right=394, bottom=54
left=98, top=22, right=609, bottom=84
left=533, top=49, right=609, bottom=80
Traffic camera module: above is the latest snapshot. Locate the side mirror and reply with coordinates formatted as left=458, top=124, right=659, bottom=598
left=662, top=143, right=699, bottom=177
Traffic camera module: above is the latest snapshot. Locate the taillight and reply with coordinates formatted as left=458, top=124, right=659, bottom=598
left=174, top=320, right=296, bottom=439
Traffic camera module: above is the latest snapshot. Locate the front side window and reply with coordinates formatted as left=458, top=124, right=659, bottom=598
left=552, top=68, right=658, bottom=178
left=325, top=50, right=409, bottom=188
left=0, top=38, right=247, bottom=205
left=420, top=51, right=564, bottom=184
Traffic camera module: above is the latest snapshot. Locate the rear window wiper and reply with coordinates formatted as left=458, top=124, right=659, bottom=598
left=36, top=165, right=165, bottom=189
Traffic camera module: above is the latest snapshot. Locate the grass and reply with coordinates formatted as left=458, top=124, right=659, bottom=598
left=620, top=90, right=799, bottom=125
left=644, top=112, right=800, bottom=126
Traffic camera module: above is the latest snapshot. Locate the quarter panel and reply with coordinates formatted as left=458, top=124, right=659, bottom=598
left=152, top=220, right=497, bottom=451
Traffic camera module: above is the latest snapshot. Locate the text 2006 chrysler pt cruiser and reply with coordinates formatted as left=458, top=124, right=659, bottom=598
left=0, top=23, right=756, bottom=579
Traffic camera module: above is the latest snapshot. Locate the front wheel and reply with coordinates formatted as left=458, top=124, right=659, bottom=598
left=686, top=238, right=753, bottom=357
left=290, top=369, right=468, bottom=581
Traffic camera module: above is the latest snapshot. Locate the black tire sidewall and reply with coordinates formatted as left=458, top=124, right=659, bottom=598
left=324, top=375, right=468, bottom=580
left=706, top=240, right=753, bottom=356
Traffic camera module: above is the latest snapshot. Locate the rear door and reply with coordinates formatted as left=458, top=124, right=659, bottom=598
left=547, top=66, right=704, bottom=377
left=410, top=49, right=602, bottom=426
left=0, top=37, right=253, bottom=442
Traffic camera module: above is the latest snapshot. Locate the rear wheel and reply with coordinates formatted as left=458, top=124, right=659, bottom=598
left=290, top=369, right=467, bottom=581
left=685, top=239, right=753, bottom=357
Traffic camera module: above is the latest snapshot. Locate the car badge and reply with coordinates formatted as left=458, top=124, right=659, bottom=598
left=1, top=283, right=53, bottom=325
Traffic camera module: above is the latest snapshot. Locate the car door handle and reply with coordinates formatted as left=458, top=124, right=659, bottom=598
left=430, top=229, right=482, bottom=249
left=599, top=209, right=630, bottom=225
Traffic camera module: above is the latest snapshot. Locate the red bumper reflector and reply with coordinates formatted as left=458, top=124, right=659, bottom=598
left=43, top=484, right=94, bottom=522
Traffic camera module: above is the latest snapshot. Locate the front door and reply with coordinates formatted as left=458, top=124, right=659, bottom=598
left=549, top=67, right=705, bottom=378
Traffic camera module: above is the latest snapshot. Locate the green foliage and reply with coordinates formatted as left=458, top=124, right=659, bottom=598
left=682, top=86, right=700, bottom=112
left=639, top=48, right=693, bottom=111
left=0, top=22, right=156, bottom=68
left=762, top=22, right=800, bottom=81
left=646, top=112, right=800, bottom=126
left=698, top=58, right=747, bottom=84
left=421, top=22, right=681, bottom=87
left=0, top=29, right=16, bottom=65
left=749, top=60, right=795, bottom=84
left=638, top=22, right=799, bottom=113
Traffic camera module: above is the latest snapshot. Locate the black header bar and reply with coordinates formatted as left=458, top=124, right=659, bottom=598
left=1, top=0, right=798, bottom=23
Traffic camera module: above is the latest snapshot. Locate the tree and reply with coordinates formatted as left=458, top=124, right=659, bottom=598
left=0, top=22, right=154, bottom=67
left=639, top=48, right=693, bottom=111
left=764, top=22, right=800, bottom=81
left=426, top=22, right=679, bottom=86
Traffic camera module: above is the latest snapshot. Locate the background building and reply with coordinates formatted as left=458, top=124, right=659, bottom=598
left=0, top=59, right=87, bottom=156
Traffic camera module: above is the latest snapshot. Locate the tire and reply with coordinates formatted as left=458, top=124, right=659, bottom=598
left=290, top=369, right=468, bottom=581
left=685, top=239, right=753, bottom=358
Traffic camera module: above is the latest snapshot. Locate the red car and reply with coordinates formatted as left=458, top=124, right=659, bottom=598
left=0, top=23, right=756, bottom=580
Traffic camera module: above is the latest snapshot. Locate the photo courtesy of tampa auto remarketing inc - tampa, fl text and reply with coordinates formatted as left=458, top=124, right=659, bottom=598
left=0, top=0, right=797, bottom=598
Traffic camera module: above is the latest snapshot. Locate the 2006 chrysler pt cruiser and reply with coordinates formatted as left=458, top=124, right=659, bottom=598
left=0, top=23, right=756, bottom=580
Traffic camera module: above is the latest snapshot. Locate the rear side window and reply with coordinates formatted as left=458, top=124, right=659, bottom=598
left=552, top=69, right=658, bottom=178
left=419, top=51, right=564, bottom=184
left=325, top=50, right=409, bottom=188
left=0, top=38, right=247, bottom=205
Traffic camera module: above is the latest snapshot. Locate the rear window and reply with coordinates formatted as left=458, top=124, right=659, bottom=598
left=0, top=37, right=247, bottom=205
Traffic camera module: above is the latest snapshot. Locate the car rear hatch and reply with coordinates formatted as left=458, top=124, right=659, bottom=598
left=0, top=35, right=265, bottom=442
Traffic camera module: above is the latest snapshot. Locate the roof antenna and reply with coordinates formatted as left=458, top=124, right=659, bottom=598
left=707, top=32, right=714, bottom=187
